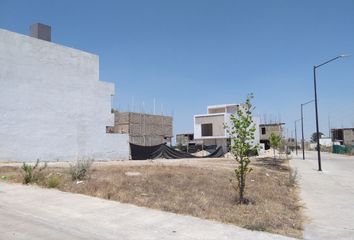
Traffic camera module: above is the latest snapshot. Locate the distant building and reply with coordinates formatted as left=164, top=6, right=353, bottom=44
left=259, top=123, right=285, bottom=150
left=109, top=111, right=173, bottom=146
left=175, top=133, right=203, bottom=152
left=176, top=133, right=195, bottom=147
left=319, top=137, right=332, bottom=147
left=331, top=128, right=354, bottom=145
left=194, top=104, right=260, bottom=151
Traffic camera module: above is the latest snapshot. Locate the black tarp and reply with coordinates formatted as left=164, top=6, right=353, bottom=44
left=130, top=143, right=224, bottom=160
left=130, top=143, right=164, bottom=160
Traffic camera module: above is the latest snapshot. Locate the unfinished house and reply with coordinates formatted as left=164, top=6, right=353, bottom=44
left=332, top=128, right=354, bottom=146
left=194, top=104, right=260, bottom=151
left=176, top=133, right=195, bottom=147
left=176, top=133, right=203, bottom=152
left=109, top=111, right=173, bottom=146
left=259, top=123, right=285, bottom=150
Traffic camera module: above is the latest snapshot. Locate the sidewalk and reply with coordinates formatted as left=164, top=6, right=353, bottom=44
left=290, top=151, right=354, bottom=240
left=0, top=182, right=294, bottom=240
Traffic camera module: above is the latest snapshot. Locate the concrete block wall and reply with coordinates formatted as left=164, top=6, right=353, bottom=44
left=343, top=129, right=354, bottom=145
left=259, top=124, right=283, bottom=141
left=115, top=112, right=130, bottom=124
left=113, top=111, right=173, bottom=146
left=130, top=136, right=166, bottom=146
left=0, top=28, right=129, bottom=161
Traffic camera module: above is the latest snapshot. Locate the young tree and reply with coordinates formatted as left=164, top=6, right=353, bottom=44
left=311, top=132, right=324, bottom=143
left=225, top=94, right=257, bottom=204
left=269, top=133, right=282, bottom=161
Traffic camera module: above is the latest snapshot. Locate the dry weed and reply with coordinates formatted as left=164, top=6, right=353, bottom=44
left=0, top=158, right=303, bottom=238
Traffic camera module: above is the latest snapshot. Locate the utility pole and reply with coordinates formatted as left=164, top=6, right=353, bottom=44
left=301, top=100, right=314, bottom=160
left=313, top=54, right=350, bottom=171
left=328, top=115, right=331, bottom=138
left=294, top=119, right=301, bottom=155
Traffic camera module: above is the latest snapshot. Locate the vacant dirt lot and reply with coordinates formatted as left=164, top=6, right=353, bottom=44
left=0, top=157, right=303, bottom=238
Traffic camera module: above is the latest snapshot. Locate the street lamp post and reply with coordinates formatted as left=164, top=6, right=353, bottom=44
left=301, top=100, right=314, bottom=160
left=294, top=119, right=301, bottom=155
left=313, top=55, right=350, bottom=171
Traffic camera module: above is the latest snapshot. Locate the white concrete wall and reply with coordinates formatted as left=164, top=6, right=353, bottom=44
left=226, top=105, right=238, bottom=114
left=194, top=108, right=259, bottom=147
left=224, top=113, right=232, bottom=138
left=0, top=29, right=129, bottom=162
left=194, top=114, right=225, bottom=138
left=193, top=115, right=202, bottom=139
left=253, top=116, right=260, bottom=147
left=319, top=138, right=333, bottom=147
left=225, top=114, right=260, bottom=147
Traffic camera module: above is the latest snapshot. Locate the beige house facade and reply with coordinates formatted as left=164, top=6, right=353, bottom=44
left=194, top=104, right=260, bottom=151
left=259, top=123, right=285, bottom=149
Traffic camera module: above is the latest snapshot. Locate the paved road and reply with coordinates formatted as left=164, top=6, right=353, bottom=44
left=0, top=182, right=294, bottom=240
left=290, top=151, right=354, bottom=240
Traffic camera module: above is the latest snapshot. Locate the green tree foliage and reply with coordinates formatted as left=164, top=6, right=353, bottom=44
left=269, top=133, right=282, bottom=160
left=225, top=94, right=257, bottom=204
left=311, top=132, right=324, bottom=143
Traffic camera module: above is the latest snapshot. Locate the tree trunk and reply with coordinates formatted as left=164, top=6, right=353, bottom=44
left=239, top=175, right=244, bottom=204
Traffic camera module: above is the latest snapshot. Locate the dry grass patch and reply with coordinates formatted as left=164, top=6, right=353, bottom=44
left=0, top=166, right=22, bottom=182
left=0, top=158, right=303, bottom=238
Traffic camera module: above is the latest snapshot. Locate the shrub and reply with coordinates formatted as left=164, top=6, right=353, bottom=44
left=69, top=159, right=93, bottom=181
left=247, top=148, right=258, bottom=156
left=245, top=223, right=267, bottom=232
left=269, top=133, right=282, bottom=161
left=21, top=159, right=47, bottom=184
left=47, top=175, right=60, bottom=188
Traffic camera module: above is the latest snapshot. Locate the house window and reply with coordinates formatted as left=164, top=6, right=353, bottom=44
left=261, top=127, right=266, bottom=135
left=201, top=124, right=213, bottom=136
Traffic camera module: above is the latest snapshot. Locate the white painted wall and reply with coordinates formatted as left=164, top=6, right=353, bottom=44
left=253, top=116, right=260, bottom=147
left=0, top=29, right=129, bottom=162
left=226, top=115, right=260, bottom=147
left=193, top=105, right=259, bottom=147
left=319, top=138, right=333, bottom=147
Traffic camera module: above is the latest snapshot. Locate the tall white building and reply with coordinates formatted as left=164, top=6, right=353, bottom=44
left=0, top=25, right=129, bottom=161
left=194, top=104, right=259, bottom=151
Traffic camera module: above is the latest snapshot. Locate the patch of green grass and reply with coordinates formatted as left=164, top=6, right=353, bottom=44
left=244, top=224, right=267, bottom=232
left=47, top=175, right=60, bottom=188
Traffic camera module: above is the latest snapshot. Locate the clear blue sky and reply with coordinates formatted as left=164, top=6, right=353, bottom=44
left=1, top=0, right=353, bottom=140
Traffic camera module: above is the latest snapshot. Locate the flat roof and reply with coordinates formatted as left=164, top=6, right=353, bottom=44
left=332, top=128, right=354, bottom=130
left=207, top=104, right=239, bottom=109
left=259, top=123, right=285, bottom=126
left=194, top=113, right=225, bottom=117
left=114, top=110, right=172, bottom=118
